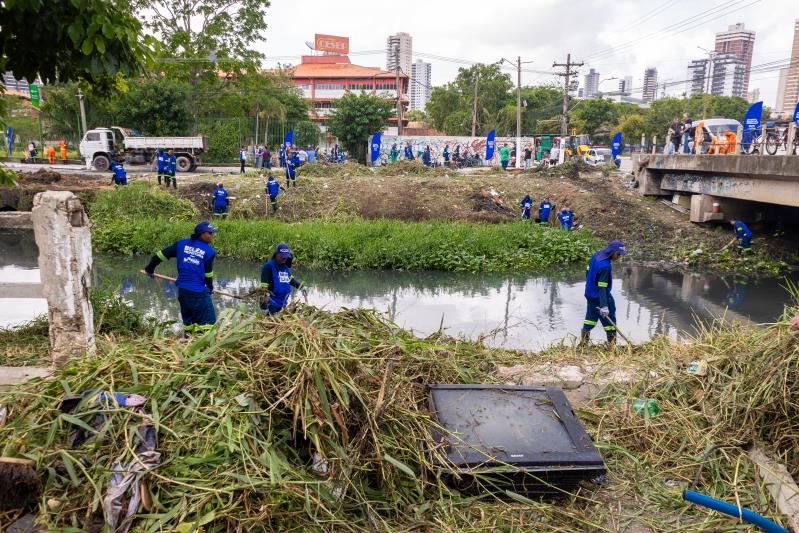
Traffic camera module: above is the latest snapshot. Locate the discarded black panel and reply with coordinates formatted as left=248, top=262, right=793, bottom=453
left=428, top=384, right=605, bottom=497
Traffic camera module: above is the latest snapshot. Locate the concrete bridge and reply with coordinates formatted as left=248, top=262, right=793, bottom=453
left=633, top=154, right=799, bottom=223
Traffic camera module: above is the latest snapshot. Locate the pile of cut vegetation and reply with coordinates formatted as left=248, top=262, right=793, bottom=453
left=2, top=300, right=798, bottom=530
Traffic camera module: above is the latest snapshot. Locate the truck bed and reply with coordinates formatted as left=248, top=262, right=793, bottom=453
left=123, top=136, right=208, bottom=151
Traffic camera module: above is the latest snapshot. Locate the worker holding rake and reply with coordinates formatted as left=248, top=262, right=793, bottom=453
left=580, top=240, right=626, bottom=348
left=259, top=243, right=307, bottom=315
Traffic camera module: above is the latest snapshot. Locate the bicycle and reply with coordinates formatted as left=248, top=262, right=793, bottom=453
left=765, top=124, right=799, bottom=155
left=742, top=129, right=767, bottom=155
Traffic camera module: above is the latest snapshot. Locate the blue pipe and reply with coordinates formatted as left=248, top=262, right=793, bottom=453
left=683, top=490, right=790, bottom=533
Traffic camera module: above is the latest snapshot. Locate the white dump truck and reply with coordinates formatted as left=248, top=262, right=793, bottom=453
left=79, top=126, right=209, bottom=172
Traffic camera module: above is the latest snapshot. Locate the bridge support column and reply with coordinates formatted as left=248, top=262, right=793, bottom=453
left=633, top=155, right=668, bottom=196
left=31, top=191, right=95, bottom=367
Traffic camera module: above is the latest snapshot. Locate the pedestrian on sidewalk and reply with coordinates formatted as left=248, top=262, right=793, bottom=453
left=266, top=174, right=285, bottom=213
left=523, top=144, right=532, bottom=169
left=580, top=240, right=626, bottom=348
left=499, top=143, right=510, bottom=170
left=259, top=243, right=307, bottom=315
left=520, top=194, right=532, bottom=220
left=239, top=146, right=246, bottom=174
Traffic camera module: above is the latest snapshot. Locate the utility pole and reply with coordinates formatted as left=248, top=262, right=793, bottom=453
left=76, top=88, right=88, bottom=136
left=471, top=74, right=479, bottom=137
left=394, top=46, right=403, bottom=136
left=552, top=53, right=584, bottom=137
left=516, top=56, right=522, bottom=168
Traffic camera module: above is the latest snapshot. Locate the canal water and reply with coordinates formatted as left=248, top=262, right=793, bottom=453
left=2, top=229, right=795, bottom=350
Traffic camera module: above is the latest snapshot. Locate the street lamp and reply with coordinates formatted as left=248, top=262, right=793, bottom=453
left=596, top=77, right=619, bottom=97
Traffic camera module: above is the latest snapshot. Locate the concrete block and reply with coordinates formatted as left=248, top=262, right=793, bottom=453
left=31, top=191, right=95, bottom=366
left=749, top=447, right=799, bottom=532
left=0, top=211, right=33, bottom=229
left=0, top=366, right=52, bottom=391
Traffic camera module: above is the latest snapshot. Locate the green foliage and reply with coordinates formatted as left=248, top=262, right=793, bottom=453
left=572, top=98, right=619, bottom=141
left=0, top=0, right=153, bottom=94
left=328, top=93, right=393, bottom=164
left=106, top=78, right=191, bottom=135
left=404, top=109, right=427, bottom=122
left=293, top=121, right=321, bottom=148
left=89, top=181, right=197, bottom=223
left=617, top=114, right=646, bottom=147
left=201, top=119, right=244, bottom=162
left=92, top=215, right=597, bottom=272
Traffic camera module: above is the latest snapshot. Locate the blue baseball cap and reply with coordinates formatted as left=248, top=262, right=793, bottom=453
left=275, top=243, right=292, bottom=259
left=607, top=240, right=627, bottom=256
left=194, top=221, right=219, bottom=234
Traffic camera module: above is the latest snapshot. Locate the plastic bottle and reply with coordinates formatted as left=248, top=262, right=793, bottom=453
left=630, top=398, right=660, bottom=417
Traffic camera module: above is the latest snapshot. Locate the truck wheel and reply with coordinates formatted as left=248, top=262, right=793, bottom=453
left=175, top=154, right=193, bottom=172
left=93, top=155, right=111, bottom=172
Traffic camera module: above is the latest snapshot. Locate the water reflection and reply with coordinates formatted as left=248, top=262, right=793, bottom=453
left=2, top=229, right=795, bottom=350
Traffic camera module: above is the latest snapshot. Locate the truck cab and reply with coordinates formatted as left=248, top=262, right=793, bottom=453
left=79, top=128, right=117, bottom=171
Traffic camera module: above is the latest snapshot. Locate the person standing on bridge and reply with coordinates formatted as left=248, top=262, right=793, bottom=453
left=144, top=221, right=219, bottom=334
left=259, top=243, right=307, bottom=315
left=212, top=182, right=229, bottom=218
left=580, top=240, right=626, bottom=348
left=167, top=149, right=177, bottom=189
left=520, top=194, right=533, bottom=220
left=731, top=219, right=753, bottom=254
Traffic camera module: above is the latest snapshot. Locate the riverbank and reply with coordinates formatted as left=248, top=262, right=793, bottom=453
left=2, top=303, right=798, bottom=531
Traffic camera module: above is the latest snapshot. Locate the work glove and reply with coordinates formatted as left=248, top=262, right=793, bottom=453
left=599, top=307, right=610, bottom=318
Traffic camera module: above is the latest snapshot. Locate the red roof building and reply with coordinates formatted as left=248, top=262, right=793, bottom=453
left=290, top=55, right=409, bottom=129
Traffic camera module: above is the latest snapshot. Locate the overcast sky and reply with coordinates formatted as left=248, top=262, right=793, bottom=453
left=259, top=0, right=795, bottom=108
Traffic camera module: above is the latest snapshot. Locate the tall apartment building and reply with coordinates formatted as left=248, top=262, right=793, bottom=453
left=747, top=88, right=760, bottom=104
left=618, top=76, right=633, bottom=95
left=642, top=68, right=658, bottom=102
left=386, top=32, right=412, bottom=76
left=710, top=53, right=746, bottom=97
left=583, top=68, right=600, bottom=97
left=714, top=23, right=756, bottom=94
left=686, top=59, right=710, bottom=96
left=410, top=59, right=432, bottom=112
left=776, top=67, right=789, bottom=115
left=783, top=20, right=799, bottom=115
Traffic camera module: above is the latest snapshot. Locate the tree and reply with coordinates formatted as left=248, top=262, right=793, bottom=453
left=0, top=0, right=152, bottom=93
left=40, top=83, right=113, bottom=141
left=294, top=121, right=321, bottom=148
left=132, top=0, right=270, bottom=65
left=108, top=79, right=191, bottom=136
left=616, top=114, right=646, bottom=147
left=426, top=85, right=462, bottom=132
left=572, top=98, right=619, bottom=137
left=404, top=109, right=427, bottom=123
left=328, top=94, right=392, bottom=164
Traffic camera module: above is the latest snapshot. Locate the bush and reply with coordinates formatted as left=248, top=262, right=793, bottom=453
left=89, top=181, right=198, bottom=223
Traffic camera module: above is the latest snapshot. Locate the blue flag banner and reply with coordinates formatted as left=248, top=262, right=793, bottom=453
left=485, top=130, right=496, bottom=160
left=284, top=130, right=294, bottom=147
left=611, top=132, right=622, bottom=158
left=5, top=127, right=12, bottom=157
left=794, top=101, right=799, bottom=125
left=370, top=132, right=382, bottom=163
left=743, top=101, right=762, bottom=133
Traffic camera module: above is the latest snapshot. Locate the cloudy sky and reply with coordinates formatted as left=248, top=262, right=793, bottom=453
left=259, top=0, right=795, bottom=108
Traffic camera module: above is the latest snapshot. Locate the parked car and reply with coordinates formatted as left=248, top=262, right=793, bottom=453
left=583, top=148, right=613, bottom=165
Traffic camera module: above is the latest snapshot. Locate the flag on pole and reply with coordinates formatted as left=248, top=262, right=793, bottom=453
left=485, top=130, right=496, bottom=160
left=284, top=130, right=294, bottom=147
left=611, top=132, right=622, bottom=158
left=370, top=132, right=382, bottom=163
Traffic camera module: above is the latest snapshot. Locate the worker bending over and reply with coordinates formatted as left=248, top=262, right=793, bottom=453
left=212, top=183, right=229, bottom=217
left=520, top=194, right=532, bottom=220
left=259, top=243, right=307, bottom=315
left=144, top=221, right=219, bottom=334
left=558, top=208, right=573, bottom=230
left=580, top=240, right=626, bottom=347
left=266, top=174, right=285, bottom=213
left=537, top=199, right=552, bottom=224
left=731, top=219, right=752, bottom=254
left=110, top=161, right=127, bottom=187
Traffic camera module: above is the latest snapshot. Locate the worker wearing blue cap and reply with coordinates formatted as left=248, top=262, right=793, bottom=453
left=259, top=243, right=307, bottom=315
left=580, top=240, right=626, bottom=347
left=144, top=221, right=219, bottom=333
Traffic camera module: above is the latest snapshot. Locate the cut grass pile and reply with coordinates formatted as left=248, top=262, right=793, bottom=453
left=2, top=302, right=799, bottom=531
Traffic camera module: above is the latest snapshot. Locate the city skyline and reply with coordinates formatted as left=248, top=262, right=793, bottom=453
left=261, top=0, right=794, bottom=109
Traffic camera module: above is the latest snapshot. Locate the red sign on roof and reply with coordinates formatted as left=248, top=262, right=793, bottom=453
left=314, top=34, right=349, bottom=54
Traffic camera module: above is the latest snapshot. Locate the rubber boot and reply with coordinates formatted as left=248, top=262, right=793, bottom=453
left=578, top=330, right=590, bottom=347
left=157, top=174, right=162, bottom=185
left=606, top=331, right=617, bottom=350
left=172, top=177, right=177, bottom=189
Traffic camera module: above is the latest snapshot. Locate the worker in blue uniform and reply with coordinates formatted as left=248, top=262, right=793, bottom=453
left=110, top=161, right=127, bottom=187
left=731, top=219, right=752, bottom=254
left=239, top=146, right=246, bottom=174
left=519, top=194, right=532, bottom=220
left=211, top=182, right=229, bottom=217
left=259, top=243, right=307, bottom=315
left=422, top=145, right=431, bottom=166
left=404, top=143, right=414, bottom=160
left=156, top=148, right=166, bottom=185
left=167, top=149, right=177, bottom=189
left=558, top=208, right=574, bottom=230
left=266, top=174, right=285, bottom=213
left=144, top=221, right=219, bottom=334
left=443, top=145, right=450, bottom=165
left=278, top=144, right=286, bottom=168
left=285, top=149, right=300, bottom=187
left=580, top=240, right=627, bottom=348
left=537, top=199, right=552, bottom=224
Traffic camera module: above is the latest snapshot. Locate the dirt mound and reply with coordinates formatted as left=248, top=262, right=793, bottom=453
left=471, top=188, right=514, bottom=216
left=18, top=168, right=63, bottom=184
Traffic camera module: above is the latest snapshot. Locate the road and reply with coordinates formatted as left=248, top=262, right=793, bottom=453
left=5, top=162, right=243, bottom=175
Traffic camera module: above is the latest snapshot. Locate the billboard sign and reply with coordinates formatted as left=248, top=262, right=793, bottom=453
left=314, top=34, right=349, bottom=54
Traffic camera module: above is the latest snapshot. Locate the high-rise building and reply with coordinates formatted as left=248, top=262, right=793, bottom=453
left=618, top=76, right=633, bottom=95
left=642, top=68, right=658, bottom=102
left=776, top=67, right=789, bottom=115
left=386, top=32, right=412, bottom=76
left=709, top=53, right=746, bottom=97
left=783, top=20, right=799, bottom=115
left=714, top=23, right=756, bottom=94
left=686, top=59, right=710, bottom=96
left=584, top=68, right=600, bottom=97
left=410, top=59, right=432, bottom=112
left=746, top=88, right=760, bottom=104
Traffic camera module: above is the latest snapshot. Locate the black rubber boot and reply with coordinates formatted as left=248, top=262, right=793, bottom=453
left=579, top=330, right=590, bottom=347
left=172, top=177, right=177, bottom=189
left=606, top=331, right=617, bottom=349
left=157, top=174, right=162, bottom=185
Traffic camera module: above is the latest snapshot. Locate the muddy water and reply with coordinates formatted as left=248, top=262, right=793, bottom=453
left=2, top=229, right=795, bottom=349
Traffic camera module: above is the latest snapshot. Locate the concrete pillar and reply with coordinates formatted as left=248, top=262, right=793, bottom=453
left=651, top=135, right=657, bottom=154
left=788, top=123, right=796, bottom=155
left=735, top=125, right=743, bottom=155
left=31, top=191, right=95, bottom=366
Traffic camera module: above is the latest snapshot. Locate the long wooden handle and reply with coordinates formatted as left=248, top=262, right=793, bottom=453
left=139, top=270, right=242, bottom=299
left=720, top=237, right=738, bottom=252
